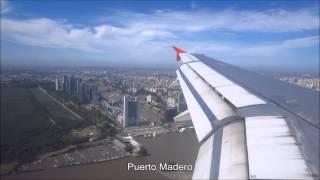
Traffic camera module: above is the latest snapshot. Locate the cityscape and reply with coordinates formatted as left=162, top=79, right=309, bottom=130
left=1, top=0, right=319, bottom=179
left=0, top=67, right=194, bottom=179
left=277, top=75, right=320, bottom=91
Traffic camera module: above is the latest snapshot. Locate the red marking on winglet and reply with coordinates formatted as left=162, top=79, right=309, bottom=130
left=172, top=46, right=187, bottom=61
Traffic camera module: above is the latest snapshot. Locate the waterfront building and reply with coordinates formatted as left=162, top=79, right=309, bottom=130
left=177, top=93, right=187, bottom=113
left=123, top=96, right=140, bottom=128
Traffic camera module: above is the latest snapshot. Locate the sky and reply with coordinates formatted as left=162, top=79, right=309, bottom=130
left=0, top=0, right=319, bottom=72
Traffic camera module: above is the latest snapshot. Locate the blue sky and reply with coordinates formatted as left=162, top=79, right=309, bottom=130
left=0, top=0, right=319, bottom=72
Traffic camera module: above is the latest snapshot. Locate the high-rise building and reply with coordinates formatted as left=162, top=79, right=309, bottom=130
left=63, top=76, right=67, bottom=91
left=63, top=76, right=71, bottom=93
left=70, top=76, right=77, bottom=94
left=89, top=83, right=98, bottom=104
left=78, top=81, right=86, bottom=102
left=177, top=93, right=187, bottom=113
left=76, top=78, right=82, bottom=95
left=55, top=78, right=59, bottom=91
left=123, top=96, right=140, bottom=128
left=167, top=96, right=176, bottom=108
left=146, top=94, right=152, bottom=103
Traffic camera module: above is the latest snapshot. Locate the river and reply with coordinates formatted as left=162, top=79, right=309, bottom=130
left=3, top=131, right=199, bottom=180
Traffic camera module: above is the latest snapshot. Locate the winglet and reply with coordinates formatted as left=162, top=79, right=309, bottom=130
left=172, top=46, right=187, bottom=61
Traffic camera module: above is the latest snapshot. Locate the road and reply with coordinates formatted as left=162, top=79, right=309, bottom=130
left=38, top=87, right=83, bottom=120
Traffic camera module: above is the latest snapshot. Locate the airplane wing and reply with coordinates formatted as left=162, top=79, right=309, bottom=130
left=172, top=46, right=319, bottom=179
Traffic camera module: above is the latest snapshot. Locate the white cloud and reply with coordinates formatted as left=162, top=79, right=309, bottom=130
left=281, top=36, right=320, bottom=48
left=1, top=16, right=178, bottom=53
left=0, top=8, right=319, bottom=66
left=101, top=8, right=319, bottom=33
left=0, top=0, right=11, bottom=14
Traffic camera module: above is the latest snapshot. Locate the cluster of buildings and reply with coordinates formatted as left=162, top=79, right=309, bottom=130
left=92, top=70, right=187, bottom=127
left=56, top=75, right=141, bottom=128
left=3, top=68, right=187, bottom=128
left=278, top=76, right=320, bottom=91
left=146, top=92, right=187, bottom=114
left=53, top=69, right=189, bottom=128
left=100, top=96, right=140, bottom=128
left=55, top=76, right=99, bottom=104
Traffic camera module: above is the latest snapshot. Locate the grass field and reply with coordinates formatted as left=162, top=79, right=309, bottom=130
left=1, top=85, right=88, bottom=168
left=32, top=88, right=80, bottom=122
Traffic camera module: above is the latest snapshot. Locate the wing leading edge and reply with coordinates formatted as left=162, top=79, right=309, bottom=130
left=172, top=46, right=318, bottom=179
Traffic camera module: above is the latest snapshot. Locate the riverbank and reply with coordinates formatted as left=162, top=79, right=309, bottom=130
left=2, top=132, right=198, bottom=179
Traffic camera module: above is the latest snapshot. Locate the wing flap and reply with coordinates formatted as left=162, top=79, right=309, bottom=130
left=216, top=85, right=266, bottom=107
left=245, top=116, right=313, bottom=179
left=192, top=134, right=215, bottom=179
left=188, top=60, right=266, bottom=108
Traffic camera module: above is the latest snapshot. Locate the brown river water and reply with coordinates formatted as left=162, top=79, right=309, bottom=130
left=3, top=132, right=199, bottom=180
